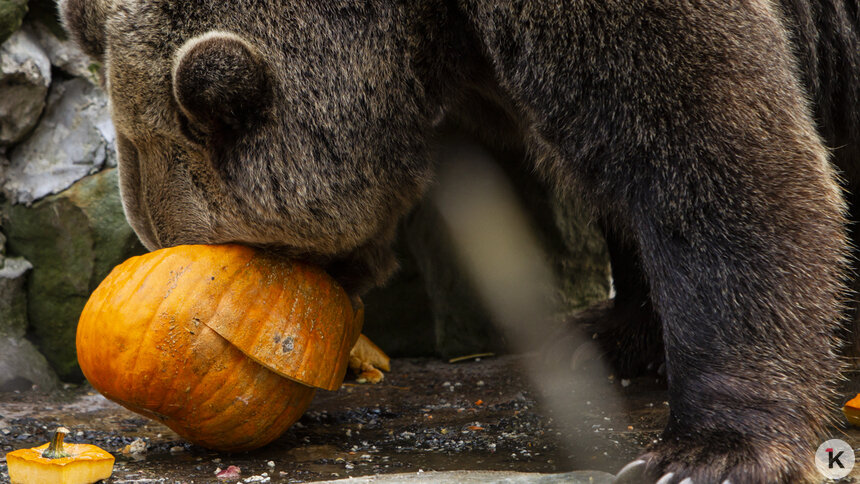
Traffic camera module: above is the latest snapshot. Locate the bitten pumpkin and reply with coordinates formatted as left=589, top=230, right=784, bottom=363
left=76, top=244, right=363, bottom=452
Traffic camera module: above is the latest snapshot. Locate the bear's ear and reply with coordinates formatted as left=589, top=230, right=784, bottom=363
left=59, top=0, right=111, bottom=61
left=172, top=31, right=274, bottom=133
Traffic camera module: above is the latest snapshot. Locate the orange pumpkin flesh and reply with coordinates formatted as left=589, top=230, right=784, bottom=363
left=6, top=428, right=115, bottom=484
left=843, top=394, right=860, bottom=426
left=77, top=244, right=363, bottom=451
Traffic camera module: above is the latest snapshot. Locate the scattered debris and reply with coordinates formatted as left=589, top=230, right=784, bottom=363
left=448, top=353, right=495, bottom=363
left=216, top=465, right=241, bottom=479
left=121, top=438, right=147, bottom=455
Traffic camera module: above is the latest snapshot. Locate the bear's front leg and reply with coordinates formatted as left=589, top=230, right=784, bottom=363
left=457, top=2, right=849, bottom=480
left=609, top=131, right=848, bottom=483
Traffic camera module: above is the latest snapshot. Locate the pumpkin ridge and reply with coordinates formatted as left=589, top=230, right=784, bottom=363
left=187, top=361, right=290, bottom=440
left=101, top=250, right=172, bottom=395
left=312, top=268, right=353, bottom=386
left=248, top=266, right=295, bottom=370
left=240, top=403, right=310, bottom=449
left=205, top=255, right=262, bottom=334
left=291, top=270, right=316, bottom=384
left=179, top=254, right=274, bottom=419
left=169, top=308, right=252, bottom=420
left=306, top=266, right=358, bottom=389
left=231, top=259, right=290, bottom=361
left=77, top=256, right=137, bottom=379
left=125, top=252, right=203, bottom=412
left=173, top=252, right=262, bottom=417
left=299, top=266, right=322, bottom=383
left=141, top=248, right=212, bottom=409
left=281, top=265, right=311, bottom=380
left=201, top=264, right=326, bottom=387
left=80, top=254, right=147, bottom=348
left=288, top=264, right=353, bottom=389
left=180, top=329, right=267, bottom=421
left=149, top=327, right=253, bottom=434
left=150, top=256, right=229, bottom=418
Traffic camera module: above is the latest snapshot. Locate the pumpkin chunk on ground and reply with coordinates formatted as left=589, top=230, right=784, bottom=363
left=349, top=334, right=391, bottom=384
left=6, top=428, right=115, bottom=484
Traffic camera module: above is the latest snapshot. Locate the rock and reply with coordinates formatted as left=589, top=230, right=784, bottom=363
left=4, top=78, right=115, bottom=205
left=0, top=337, right=58, bottom=391
left=0, top=151, right=8, bottom=190
left=0, top=27, right=50, bottom=147
left=403, top=199, right=506, bottom=359
left=4, top=168, right=147, bottom=381
left=361, top=234, right=437, bottom=357
left=121, top=438, right=148, bottom=455
left=484, top=145, right=611, bottom=315
left=0, top=256, right=31, bottom=337
left=0, top=0, right=27, bottom=45
left=24, top=21, right=99, bottom=83
left=374, top=137, right=610, bottom=358
left=0, top=255, right=58, bottom=392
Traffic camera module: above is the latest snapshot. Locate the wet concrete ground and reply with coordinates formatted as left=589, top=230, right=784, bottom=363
left=1, top=355, right=859, bottom=483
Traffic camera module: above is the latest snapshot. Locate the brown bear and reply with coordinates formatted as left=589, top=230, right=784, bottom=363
left=59, top=1, right=860, bottom=482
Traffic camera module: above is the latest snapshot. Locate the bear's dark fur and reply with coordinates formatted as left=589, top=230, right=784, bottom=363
left=60, top=1, right=859, bottom=482
left=579, top=0, right=860, bottom=382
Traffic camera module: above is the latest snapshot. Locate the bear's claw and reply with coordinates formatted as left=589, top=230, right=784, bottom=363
left=614, top=459, right=651, bottom=483
left=655, top=473, right=675, bottom=484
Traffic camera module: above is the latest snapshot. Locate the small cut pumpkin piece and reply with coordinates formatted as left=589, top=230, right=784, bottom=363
left=6, top=427, right=114, bottom=484
left=843, top=394, right=860, bottom=426
left=349, top=334, right=391, bottom=383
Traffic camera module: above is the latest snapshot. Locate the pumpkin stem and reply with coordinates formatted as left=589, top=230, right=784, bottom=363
left=42, top=427, right=71, bottom=459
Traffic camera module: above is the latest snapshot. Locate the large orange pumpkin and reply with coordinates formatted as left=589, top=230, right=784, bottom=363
left=77, top=244, right=363, bottom=452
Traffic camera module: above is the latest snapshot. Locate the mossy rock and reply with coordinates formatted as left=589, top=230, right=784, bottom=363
left=0, top=256, right=31, bottom=338
left=4, top=168, right=146, bottom=381
left=0, top=0, right=27, bottom=45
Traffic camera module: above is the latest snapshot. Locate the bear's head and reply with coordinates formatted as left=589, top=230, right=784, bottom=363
left=60, top=0, right=454, bottom=292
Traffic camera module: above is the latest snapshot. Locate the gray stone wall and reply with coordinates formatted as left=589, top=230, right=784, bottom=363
left=0, top=2, right=611, bottom=385
left=0, top=1, right=142, bottom=384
